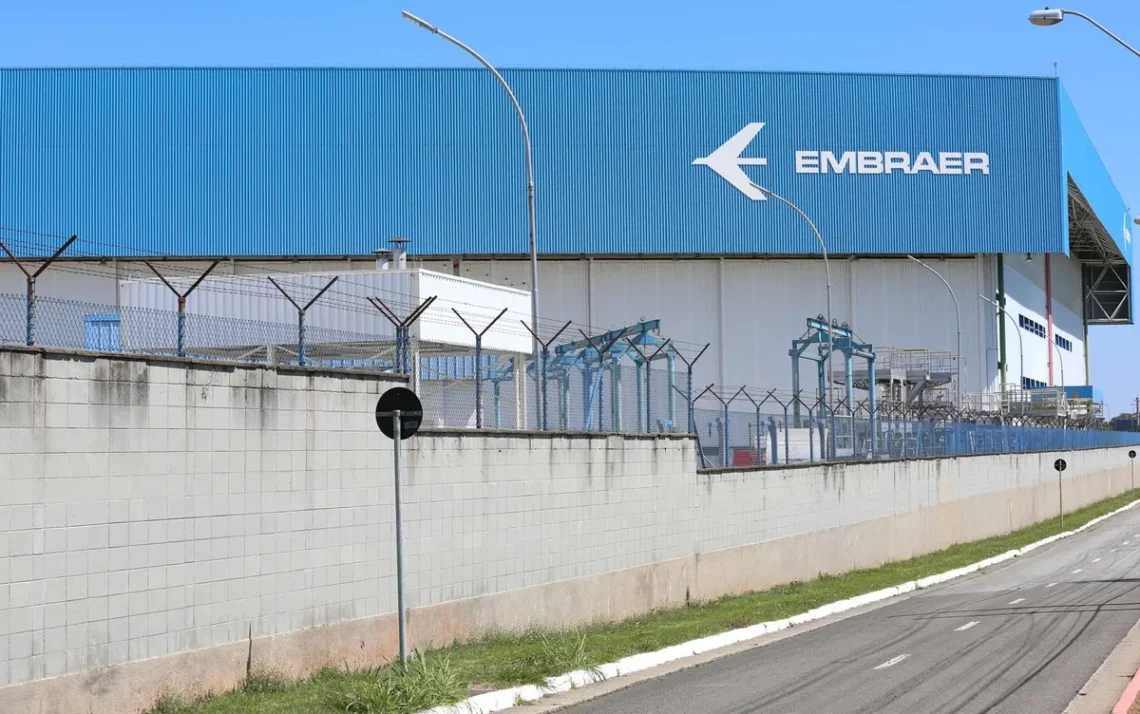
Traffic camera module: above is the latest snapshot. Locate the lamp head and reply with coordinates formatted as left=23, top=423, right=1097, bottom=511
left=401, top=10, right=438, bottom=33
left=1029, top=8, right=1065, bottom=26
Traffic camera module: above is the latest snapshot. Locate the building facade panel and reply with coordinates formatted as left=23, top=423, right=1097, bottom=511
left=0, top=68, right=1074, bottom=259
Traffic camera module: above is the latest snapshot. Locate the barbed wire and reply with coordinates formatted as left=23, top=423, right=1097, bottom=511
left=0, top=229, right=713, bottom=350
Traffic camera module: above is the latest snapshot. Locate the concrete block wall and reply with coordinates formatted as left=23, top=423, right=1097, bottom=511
left=0, top=348, right=403, bottom=712
left=0, top=346, right=1135, bottom=714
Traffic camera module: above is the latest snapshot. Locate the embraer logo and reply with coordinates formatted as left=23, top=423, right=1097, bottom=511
left=693, top=123, right=993, bottom=201
left=691, top=123, right=770, bottom=201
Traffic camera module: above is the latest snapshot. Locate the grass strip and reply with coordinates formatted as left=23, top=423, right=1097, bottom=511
left=151, top=487, right=1140, bottom=714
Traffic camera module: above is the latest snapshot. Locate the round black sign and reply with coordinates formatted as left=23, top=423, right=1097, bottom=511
left=1054, top=458, right=1067, bottom=472
left=1130, top=450, right=1137, bottom=460
left=375, top=387, right=423, bottom=440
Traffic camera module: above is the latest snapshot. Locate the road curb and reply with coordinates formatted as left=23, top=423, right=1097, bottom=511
left=420, top=496, right=1140, bottom=714
left=1113, top=669, right=1140, bottom=714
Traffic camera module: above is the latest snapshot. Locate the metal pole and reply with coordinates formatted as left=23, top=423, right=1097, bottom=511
left=754, top=184, right=833, bottom=458
left=401, top=10, right=542, bottom=431
left=298, top=310, right=306, bottom=366
left=687, top=368, right=695, bottom=433
left=26, top=277, right=35, bottom=347
left=392, top=409, right=407, bottom=664
left=909, top=256, right=962, bottom=407
left=541, top=346, right=550, bottom=430
left=645, top=359, right=652, bottom=434
left=1059, top=465, right=1064, bottom=530
left=723, top=400, right=730, bottom=467
left=475, top=335, right=484, bottom=429
left=1041, top=9, right=1140, bottom=59
left=177, top=296, right=186, bottom=358
left=0, top=235, right=77, bottom=347
left=1053, top=340, right=1066, bottom=388
left=980, top=294, right=1023, bottom=389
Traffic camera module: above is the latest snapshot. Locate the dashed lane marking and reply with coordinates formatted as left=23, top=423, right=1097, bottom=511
left=874, top=654, right=910, bottom=671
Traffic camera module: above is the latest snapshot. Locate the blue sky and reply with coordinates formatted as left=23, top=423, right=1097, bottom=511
left=4, top=0, right=1139, bottom=414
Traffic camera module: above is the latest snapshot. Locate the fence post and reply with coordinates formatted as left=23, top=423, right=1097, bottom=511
left=625, top=338, right=671, bottom=435
left=144, top=259, right=220, bottom=358
left=520, top=320, right=571, bottom=431
left=541, top=345, right=550, bottom=430
left=576, top=329, right=623, bottom=432
left=267, top=276, right=339, bottom=366
left=367, top=295, right=437, bottom=376
left=0, top=235, right=76, bottom=347
left=452, top=307, right=508, bottom=429
left=674, top=344, right=710, bottom=434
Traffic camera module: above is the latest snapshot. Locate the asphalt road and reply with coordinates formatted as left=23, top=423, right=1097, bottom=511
left=563, top=508, right=1140, bottom=714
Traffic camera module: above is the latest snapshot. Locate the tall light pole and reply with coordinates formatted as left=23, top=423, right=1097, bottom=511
left=1029, top=8, right=1140, bottom=58
left=751, top=183, right=834, bottom=454
left=1053, top=339, right=1066, bottom=388
left=401, top=10, right=543, bottom=425
left=979, top=294, right=1024, bottom=392
left=908, top=256, right=963, bottom=407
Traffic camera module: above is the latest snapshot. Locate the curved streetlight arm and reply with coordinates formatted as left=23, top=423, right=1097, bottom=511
left=402, top=10, right=542, bottom=425
left=750, top=182, right=835, bottom=452
left=1061, top=9, right=1140, bottom=59
left=908, top=255, right=963, bottom=406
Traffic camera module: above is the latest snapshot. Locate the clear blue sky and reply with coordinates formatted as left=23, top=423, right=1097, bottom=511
left=4, top=0, right=1138, bottom=414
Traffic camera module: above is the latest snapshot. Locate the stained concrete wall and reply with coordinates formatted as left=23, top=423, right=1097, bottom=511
left=0, top=346, right=1135, bottom=714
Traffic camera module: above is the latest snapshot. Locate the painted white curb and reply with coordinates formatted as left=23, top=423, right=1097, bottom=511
left=419, top=497, right=1140, bottom=714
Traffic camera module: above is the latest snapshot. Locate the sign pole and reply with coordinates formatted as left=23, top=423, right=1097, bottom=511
left=375, top=386, right=421, bottom=666
left=1130, top=450, right=1136, bottom=492
left=1054, top=458, right=1067, bottom=530
left=393, top=408, right=407, bottom=665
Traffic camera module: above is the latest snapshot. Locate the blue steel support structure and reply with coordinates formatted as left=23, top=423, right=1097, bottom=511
left=789, top=317, right=877, bottom=458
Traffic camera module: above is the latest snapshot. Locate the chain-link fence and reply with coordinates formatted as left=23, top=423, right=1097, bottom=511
left=4, top=290, right=1139, bottom=464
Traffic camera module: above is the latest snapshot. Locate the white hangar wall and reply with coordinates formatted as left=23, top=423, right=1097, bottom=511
left=456, top=256, right=1005, bottom=398
left=1003, top=252, right=1087, bottom=389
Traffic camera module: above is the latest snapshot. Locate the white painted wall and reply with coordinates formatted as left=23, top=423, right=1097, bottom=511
left=460, top=257, right=994, bottom=398
left=1003, top=253, right=1086, bottom=388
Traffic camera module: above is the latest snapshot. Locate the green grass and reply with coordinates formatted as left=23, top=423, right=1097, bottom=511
left=149, top=488, right=1140, bottom=714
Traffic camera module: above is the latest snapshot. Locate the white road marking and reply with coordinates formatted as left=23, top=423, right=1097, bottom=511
left=1009, top=598, right=1026, bottom=605
left=955, top=621, right=980, bottom=632
left=1112, top=550, right=1118, bottom=554
left=1125, top=542, right=1131, bottom=546
left=1072, top=569, right=1083, bottom=574
left=874, top=654, right=910, bottom=671
left=1046, top=582, right=1058, bottom=588
left=1093, top=558, right=1103, bottom=563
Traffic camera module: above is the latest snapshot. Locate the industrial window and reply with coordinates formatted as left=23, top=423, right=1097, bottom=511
left=1055, top=334, right=1073, bottom=352
left=1018, top=314, right=1046, bottom=339
left=1022, top=377, right=1047, bottom=390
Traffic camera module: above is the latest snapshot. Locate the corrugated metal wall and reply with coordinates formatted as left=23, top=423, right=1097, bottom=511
left=0, top=68, right=1068, bottom=258
left=1059, top=86, right=1132, bottom=259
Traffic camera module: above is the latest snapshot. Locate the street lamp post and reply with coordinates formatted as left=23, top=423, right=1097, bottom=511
left=979, top=294, right=1024, bottom=391
left=401, top=10, right=543, bottom=426
left=1052, top=340, right=1066, bottom=389
left=908, top=256, right=963, bottom=407
left=1029, top=8, right=1140, bottom=58
left=750, top=183, right=834, bottom=457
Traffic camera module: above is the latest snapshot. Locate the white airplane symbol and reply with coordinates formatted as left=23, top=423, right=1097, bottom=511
left=692, top=122, right=769, bottom=201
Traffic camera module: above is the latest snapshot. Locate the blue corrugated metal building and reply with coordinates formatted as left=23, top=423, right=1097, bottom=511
left=0, top=68, right=1129, bottom=262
